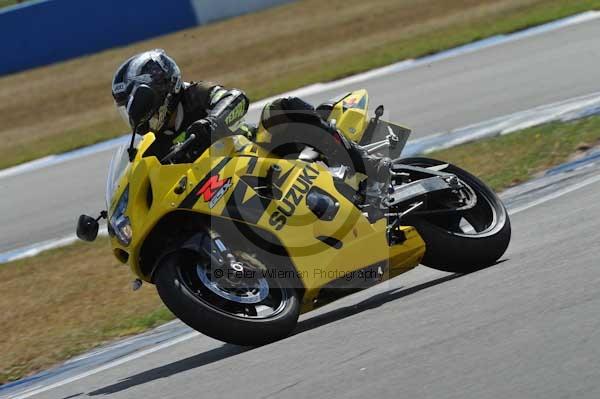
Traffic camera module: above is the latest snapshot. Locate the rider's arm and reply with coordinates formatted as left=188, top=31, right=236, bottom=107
left=204, top=85, right=249, bottom=136
left=178, top=84, right=249, bottom=161
left=184, top=81, right=249, bottom=134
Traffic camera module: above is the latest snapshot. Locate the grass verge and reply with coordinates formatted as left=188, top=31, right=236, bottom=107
left=0, top=0, right=25, bottom=10
left=0, top=239, right=173, bottom=385
left=1, top=0, right=600, bottom=169
left=2, top=115, right=600, bottom=385
left=429, top=115, right=600, bottom=191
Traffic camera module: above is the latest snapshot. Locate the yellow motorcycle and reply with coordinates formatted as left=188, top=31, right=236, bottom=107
left=77, top=88, right=510, bottom=346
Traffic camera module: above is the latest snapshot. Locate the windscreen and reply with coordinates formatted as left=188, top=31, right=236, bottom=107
left=105, top=144, right=131, bottom=211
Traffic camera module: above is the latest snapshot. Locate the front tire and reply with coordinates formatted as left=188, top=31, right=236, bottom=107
left=398, top=158, right=511, bottom=273
left=155, top=252, right=301, bottom=346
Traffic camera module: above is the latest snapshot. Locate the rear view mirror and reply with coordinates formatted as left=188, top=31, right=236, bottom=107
left=76, top=215, right=99, bottom=242
left=127, top=84, right=157, bottom=128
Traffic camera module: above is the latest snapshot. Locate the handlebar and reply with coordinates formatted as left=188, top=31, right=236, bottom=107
left=160, top=134, right=197, bottom=164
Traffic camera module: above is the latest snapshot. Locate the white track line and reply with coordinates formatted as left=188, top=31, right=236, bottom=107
left=508, top=172, right=600, bottom=215
left=7, top=332, right=200, bottom=399
left=0, top=228, right=107, bottom=264
left=249, top=11, right=600, bottom=104
left=6, top=166, right=600, bottom=399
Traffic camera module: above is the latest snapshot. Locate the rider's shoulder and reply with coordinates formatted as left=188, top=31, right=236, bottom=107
left=182, top=81, right=220, bottom=110
left=185, top=81, right=221, bottom=95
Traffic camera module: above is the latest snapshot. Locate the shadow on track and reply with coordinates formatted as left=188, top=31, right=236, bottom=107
left=294, top=272, right=462, bottom=334
left=87, top=266, right=499, bottom=396
left=87, top=344, right=248, bottom=396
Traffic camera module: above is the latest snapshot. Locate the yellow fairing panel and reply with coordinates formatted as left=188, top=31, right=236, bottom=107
left=328, top=89, right=369, bottom=143
left=111, top=134, right=424, bottom=304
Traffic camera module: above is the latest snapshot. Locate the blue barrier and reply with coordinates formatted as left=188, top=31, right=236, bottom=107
left=189, top=0, right=295, bottom=25
left=0, top=0, right=294, bottom=76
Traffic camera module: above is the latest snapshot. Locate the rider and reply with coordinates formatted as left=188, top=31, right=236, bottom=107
left=111, top=49, right=390, bottom=195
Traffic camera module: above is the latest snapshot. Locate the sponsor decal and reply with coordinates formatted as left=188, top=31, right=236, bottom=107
left=225, top=100, right=247, bottom=127
left=343, top=97, right=359, bottom=108
left=343, top=95, right=366, bottom=110
left=113, top=82, right=127, bottom=93
left=197, top=175, right=233, bottom=208
left=269, top=164, right=319, bottom=230
left=179, top=157, right=231, bottom=209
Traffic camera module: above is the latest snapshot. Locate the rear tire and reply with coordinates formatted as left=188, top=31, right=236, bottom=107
left=398, top=158, right=511, bottom=273
left=155, top=252, right=301, bottom=346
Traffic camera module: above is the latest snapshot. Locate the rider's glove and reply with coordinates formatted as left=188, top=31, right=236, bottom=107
left=187, top=117, right=217, bottom=140
left=173, top=117, right=217, bottom=162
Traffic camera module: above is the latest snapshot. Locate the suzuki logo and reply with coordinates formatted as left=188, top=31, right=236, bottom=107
left=197, top=175, right=232, bottom=208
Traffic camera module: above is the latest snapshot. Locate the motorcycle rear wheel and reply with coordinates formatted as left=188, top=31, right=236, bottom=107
left=155, top=250, right=300, bottom=346
left=397, top=157, right=511, bottom=273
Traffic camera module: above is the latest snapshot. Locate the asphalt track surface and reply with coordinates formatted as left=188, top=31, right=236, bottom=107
left=10, top=158, right=600, bottom=399
left=2, top=17, right=600, bottom=253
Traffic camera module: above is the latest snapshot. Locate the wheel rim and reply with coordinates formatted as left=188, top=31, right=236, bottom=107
left=402, top=160, right=505, bottom=238
left=176, top=259, right=290, bottom=319
left=196, top=263, right=270, bottom=304
left=435, top=177, right=499, bottom=237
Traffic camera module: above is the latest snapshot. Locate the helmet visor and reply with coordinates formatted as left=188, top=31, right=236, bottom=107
left=117, top=104, right=130, bottom=127
left=116, top=84, right=159, bottom=132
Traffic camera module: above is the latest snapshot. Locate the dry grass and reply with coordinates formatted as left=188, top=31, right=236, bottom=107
left=0, top=239, right=172, bottom=384
left=0, top=0, right=25, bottom=9
left=430, top=116, right=600, bottom=190
left=1, top=0, right=600, bottom=168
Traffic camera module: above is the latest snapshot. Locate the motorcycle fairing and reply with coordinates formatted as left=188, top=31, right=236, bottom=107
left=109, top=132, right=425, bottom=309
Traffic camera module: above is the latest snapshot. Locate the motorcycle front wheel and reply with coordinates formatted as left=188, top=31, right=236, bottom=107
left=397, top=157, right=512, bottom=273
left=155, top=250, right=300, bottom=346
